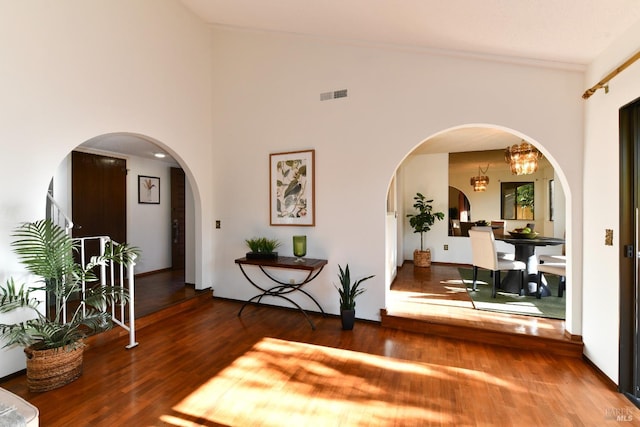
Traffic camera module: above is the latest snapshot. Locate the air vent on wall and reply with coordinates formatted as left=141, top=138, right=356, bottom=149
left=320, top=89, right=348, bottom=101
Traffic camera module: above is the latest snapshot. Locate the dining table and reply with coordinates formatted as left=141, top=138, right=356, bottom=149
left=495, top=235, right=565, bottom=296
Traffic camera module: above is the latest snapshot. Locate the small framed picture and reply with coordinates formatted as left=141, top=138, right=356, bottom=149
left=138, top=175, right=160, bottom=204
left=270, top=149, right=315, bottom=226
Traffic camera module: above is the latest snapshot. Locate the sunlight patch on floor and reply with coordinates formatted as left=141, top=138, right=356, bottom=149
left=165, top=337, right=525, bottom=426
left=476, top=301, right=543, bottom=315
left=389, top=290, right=474, bottom=309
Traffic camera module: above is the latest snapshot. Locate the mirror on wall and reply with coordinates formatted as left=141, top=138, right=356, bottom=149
left=448, top=186, right=470, bottom=236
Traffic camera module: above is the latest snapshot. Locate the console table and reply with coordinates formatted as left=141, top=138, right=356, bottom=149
left=234, top=256, right=327, bottom=329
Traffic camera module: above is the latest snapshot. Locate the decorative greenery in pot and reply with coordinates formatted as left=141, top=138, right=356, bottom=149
left=335, top=264, right=374, bottom=330
left=406, top=192, right=445, bottom=268
left=0, top=219, right=139, bottom=392
left=244, top=237, right=281, bottom=260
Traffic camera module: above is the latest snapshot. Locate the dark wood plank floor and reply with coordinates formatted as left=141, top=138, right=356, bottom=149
left=1, top=264, right=638, bottom=426
left=387, top=263, right=566, bottom=340
left=133, top=269, right=197, bottom=318
left=133, top=263, right=567, bottom=342
left=2, top=293, right=637, bottom=426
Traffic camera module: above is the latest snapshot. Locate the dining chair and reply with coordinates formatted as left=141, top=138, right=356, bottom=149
left=490, top=220, right=505, bottom=237
left=536, top=262, right=566, bottom=298
left=471, top=226, right=514, bottom=260
left=468, top=229, right=526, bottom=298
left=538, top=254, right=566, bottom=264
left=539, top=231, right=566, bottom=264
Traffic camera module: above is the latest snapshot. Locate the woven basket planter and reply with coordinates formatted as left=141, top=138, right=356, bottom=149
left=413, top=249, right=431, bottom=268
left=24, top=343, right=84, bottom=392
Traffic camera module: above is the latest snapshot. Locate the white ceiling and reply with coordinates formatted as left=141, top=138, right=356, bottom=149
left=83, top=1, right=640, bottom=163
left=174, top=0, right=639, bottom=161
left=79, top=134, right=179, bottom=167
left=179, top=0, right=640, bottom=65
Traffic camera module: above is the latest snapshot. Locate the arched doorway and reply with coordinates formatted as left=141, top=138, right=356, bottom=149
left=387, top=124, right=571, bottom=333
left=48, top=132, right=198, bottom=317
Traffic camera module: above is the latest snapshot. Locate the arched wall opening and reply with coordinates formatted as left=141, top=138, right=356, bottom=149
left=49, top=132, right=202, bottom=289
left=386, top=123, right=578, bottom=333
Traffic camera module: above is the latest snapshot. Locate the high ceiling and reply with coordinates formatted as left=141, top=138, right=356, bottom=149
left=179, top=0, right=640, bottom=65
left=84, top=1, right=640, bottom=163
left=174, top=0, right=639, bottom=161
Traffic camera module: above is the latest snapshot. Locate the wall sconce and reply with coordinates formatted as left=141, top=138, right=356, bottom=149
left=504, top=141, right=542, bottom=175
left=470, top=164, right=490, bottom=192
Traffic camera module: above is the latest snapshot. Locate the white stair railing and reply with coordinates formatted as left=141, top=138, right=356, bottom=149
left=47, top=193, right=136, bottom=348
left=74, top=236, right=138, bottom=349
left=46, top=193, right=73, bottom=235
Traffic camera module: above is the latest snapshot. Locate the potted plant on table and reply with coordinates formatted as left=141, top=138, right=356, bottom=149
left=406, top=192, right=445, bottom=267
left=335, top=264, right=374, bottom=330
left=244, top=237, right=281, bottom=260
left=0, top=219, right=138, bottom=392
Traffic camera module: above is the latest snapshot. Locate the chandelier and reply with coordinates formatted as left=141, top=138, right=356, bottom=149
left=504, top=141, right=542, bottom=175
left=470, top=164, right=489, bottom=192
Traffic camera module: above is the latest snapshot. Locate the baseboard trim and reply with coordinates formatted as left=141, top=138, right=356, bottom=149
left=582, top=354, right=619, bottom=392
left=564, top=330, right=583, bottom=342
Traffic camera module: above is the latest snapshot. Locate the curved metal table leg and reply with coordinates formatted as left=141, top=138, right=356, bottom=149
left=236, top=261, right=326, bottom=329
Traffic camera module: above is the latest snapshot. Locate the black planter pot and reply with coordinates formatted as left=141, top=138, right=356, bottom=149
left=340, top=309, right=356, bottom=330
left=246, top=252, right=278, bottom=260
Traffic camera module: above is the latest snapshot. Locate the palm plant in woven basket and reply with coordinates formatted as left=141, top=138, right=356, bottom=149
left=0, top=219, right=138, bottom=391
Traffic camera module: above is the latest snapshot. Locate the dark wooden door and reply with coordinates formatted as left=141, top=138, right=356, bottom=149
left=72, top=151, right=127, bottom=246
left=171, top=167, right=185, bottom=270
left=620, top=97, right=640, bottom=406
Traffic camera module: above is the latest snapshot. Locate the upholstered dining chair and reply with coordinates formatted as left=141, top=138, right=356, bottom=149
left=539, top=231, right=566, bottom=264
left=471, top=226, right=514, bottom=260
left=538, top=254, right=566, bottom=264
left=536, top=262, right=566, bottom=299
left=469, top=229, right=527, bottom=298
left=490, top=220, right=505, bottom=237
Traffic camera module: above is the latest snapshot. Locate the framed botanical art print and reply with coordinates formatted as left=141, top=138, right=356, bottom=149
left=270, top=149, right=315, bottom=226
left=138, top=175, right=160, bottom=204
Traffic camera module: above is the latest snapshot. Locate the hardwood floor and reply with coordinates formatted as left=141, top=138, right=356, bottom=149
left=383, top=263, right=583, bottom=357
left=1, top=291, right=637, bottom=426
left=125, top=263, right=571, bottom=350
left=133, top=269, right=199, bottom=318
left=388, top=262, right=566, bottom=337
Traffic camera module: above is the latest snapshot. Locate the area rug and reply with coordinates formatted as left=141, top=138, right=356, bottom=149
left=458, top=268, right=565, bottom=320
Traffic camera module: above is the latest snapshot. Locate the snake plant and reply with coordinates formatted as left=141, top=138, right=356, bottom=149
left=335, top=264, right=374, bottom=311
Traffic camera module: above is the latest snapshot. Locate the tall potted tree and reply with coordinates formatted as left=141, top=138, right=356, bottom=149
left=0, top=219, right=138, bottom=392
left=406, top=192, right=445, bottom=267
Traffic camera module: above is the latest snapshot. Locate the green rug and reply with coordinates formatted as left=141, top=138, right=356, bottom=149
left=458, top=268, right=566, bottom=320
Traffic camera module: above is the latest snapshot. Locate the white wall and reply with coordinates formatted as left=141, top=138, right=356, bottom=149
left=400, top=153, right=450, bottom=261
left=209, top=27, right=584, bottom=336
left=126, top=155, right=172, bottom=274
left=582, top=20, right=640, bottom=383
left=2, top=0, right=611, bottom=382
left=0, top=0, right=213, bottom=377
